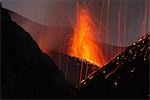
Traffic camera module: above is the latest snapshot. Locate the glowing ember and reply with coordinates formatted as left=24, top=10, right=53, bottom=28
left=68, top=4, right=105, bottom=67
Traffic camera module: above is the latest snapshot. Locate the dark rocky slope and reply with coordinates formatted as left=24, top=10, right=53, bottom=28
left=79, top=33, right=149, bottom=98
left=1, top=8, right=78, bottom=98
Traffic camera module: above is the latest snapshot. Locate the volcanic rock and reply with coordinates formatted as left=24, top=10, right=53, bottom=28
left=79, top=33, right=149, bottom=98
left=1, top=8, right=78, bottom=98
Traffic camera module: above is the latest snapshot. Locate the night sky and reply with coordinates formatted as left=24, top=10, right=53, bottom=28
left=2, top=0, right=149, bottom=46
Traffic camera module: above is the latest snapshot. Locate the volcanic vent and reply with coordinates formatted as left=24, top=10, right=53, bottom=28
left=61, top=3, right=107, bottom=86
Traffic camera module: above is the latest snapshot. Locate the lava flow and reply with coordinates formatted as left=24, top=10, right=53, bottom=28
left=68, top=5, right=105, bottom=67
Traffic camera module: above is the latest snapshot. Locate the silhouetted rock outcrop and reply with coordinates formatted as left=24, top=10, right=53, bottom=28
left=80, top=33, right=149, bottom=98
left=1, top=8, right=78, bottom=98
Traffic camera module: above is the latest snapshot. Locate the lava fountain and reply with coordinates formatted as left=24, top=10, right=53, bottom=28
left=68, top=4, right=105, bottom=67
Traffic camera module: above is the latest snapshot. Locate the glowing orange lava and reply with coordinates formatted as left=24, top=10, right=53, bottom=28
left=68, top=5, right=105, bottom=67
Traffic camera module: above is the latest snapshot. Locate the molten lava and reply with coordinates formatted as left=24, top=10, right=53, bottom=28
left=68, top=5, right=105, bottom=67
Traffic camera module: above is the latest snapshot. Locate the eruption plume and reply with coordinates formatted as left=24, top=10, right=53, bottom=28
left=68, top=3, right=105, bottom=67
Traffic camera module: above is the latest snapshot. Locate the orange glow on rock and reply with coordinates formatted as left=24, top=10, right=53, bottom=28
left=68, top=5, right=105, bottom=67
